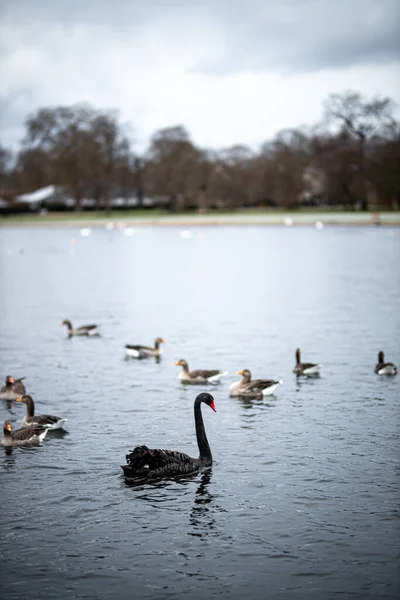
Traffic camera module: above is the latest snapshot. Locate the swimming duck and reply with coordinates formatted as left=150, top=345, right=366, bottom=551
left=175, top=359, right=228, bottom=384
left=17, top=395, right=68, bottom=430
left=230, top=369, right=283, bottom=398
left=1, top=420, right=49, bottom=447
left=61, top=319, right=99, bottom=337
left=122, top=392, right=216, bottom=480
left=293, top=348, right=321, bottom=376
left=125, top=337, right=165, bottom=359
left=0, top=376, right=26, bottom=401
left=374, top=351, right=397, bottom=376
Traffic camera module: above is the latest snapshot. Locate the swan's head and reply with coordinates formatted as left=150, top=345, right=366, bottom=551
left=5, top=375, right=14, bottom=384
left=155, top=337, right=166, bottom=345
left=61, top=319, right=72, bottom=328
left=378, top=350, right=384, bottom=363
left=197, top=392, right=216, bottom=412
left=4, top=420, right=12, bottom=432
left=237, top=369, right=251, bottom=381
left=16, top=394, right=32, bottom=405
left=174, top=359, right=188, bottom=368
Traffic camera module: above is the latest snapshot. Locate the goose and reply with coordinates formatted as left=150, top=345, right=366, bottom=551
left=174, top=359, right=228, bottom=384
left=17, top=395, right=68, bottom=430
left=61, top=319, right=99, bottom=337
left=374, top=351, right=397, bottom=376
left=1, top=420, right=49, bottom=447
left=293, top=348, right=321, bottom=376
left=0, top=376, right=26, bottom=401
left=125, top=337, right=165, bottom=359
left=121, top=392, right=216, bottom=480
left=230, top=369, right=283, bottom=398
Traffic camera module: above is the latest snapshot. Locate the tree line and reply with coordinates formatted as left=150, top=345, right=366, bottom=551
left=0, top=90, right=399, bottom=211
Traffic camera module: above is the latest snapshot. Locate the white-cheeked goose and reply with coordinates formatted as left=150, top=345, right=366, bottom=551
left=61, top=319, right=99, bottom=337
left=121, top=392, right=216, bottom=480
left=2, top=420, right=49, bottom=447
left=293, top=348, right=321, bottom=376
left=125, top=337, right=165, bottom=359
left=175, top=359, right=228, bottom=384
left=17, top=395, right=68, bottom=430
left=374, top=351, right=397, bottom=376
left=230, top=369, right=283, bottom=398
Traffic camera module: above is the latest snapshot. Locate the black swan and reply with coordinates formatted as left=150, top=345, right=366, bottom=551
left=374, top=351, right=397, bottom=376
left=61, top=319, right=99, bottom=337
left=121, top=392, right=216, bottom=479
left=17, top=395, right=68, bottom=430
left=230, top=369, right=283, bottom=398
left=174, top=359, right=228, bottom=384
left=293, top=348, right=321, bottom=376
left=125, top=337, right=165, bottom=359
left=0, top=375, right=26, bottom=400
left=2, top=420, right=50, bottom=447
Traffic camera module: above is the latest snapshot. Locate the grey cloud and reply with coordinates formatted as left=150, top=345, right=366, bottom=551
left=1, top=0, right=399, bottom=72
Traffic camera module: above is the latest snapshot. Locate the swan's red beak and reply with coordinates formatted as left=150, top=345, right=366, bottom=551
left=210, top=400, right=216, bottom=412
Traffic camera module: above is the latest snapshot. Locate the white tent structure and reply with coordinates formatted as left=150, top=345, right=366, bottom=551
left=16, top=185, right=73, bottom=210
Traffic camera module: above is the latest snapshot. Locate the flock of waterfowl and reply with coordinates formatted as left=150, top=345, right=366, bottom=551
left=1, top=320, right=397, bottom=481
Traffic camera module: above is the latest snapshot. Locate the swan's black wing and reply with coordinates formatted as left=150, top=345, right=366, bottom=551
left=122, top=445, right=198, bottom=478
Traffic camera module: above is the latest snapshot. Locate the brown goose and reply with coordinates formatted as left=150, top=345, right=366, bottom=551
left=125, top=337, right=165, bottom=359
left=0, top=376, right=26, bottom=401
left=121, top=392, right=216, bottom=480
left=174, top=359, right=228, bottom=384
left=61, top=319, right=99, bottom=337
left=293, top=348, right=321, bottom=376
left=17, top=395, right=67, bottom=430
left=1, top=420, right=49, bottom=447
left=230, top=369, right=283, bottom=398
left=374, top=351, right=397, bottom=376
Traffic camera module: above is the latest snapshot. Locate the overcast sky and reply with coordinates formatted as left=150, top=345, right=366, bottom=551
left=0, top=0, right=399, bottom=152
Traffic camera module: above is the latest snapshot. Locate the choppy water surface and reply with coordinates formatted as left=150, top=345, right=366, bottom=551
left=0, top=225, right=399, bottom=600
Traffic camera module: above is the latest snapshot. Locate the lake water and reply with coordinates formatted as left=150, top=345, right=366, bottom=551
left=0, top=225, right=399, bottom=600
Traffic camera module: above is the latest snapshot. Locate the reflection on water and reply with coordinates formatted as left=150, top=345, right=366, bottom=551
left=188, top=469, right=218, bottom=538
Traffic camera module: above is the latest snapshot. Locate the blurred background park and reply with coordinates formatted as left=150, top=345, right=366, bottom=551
left=0, top=0, right=399, bottom=219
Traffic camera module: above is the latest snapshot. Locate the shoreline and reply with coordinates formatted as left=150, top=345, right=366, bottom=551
left=1, top=211, right=400, bottom=228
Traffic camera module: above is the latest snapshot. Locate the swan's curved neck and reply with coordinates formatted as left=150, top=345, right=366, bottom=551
left=25, top=398, right=35, bottom=418
left=296, top=350, right=301, bottom=364
left=194, top=400, right=212, bottom=461
left=182, top=363, right=190, bottom=374
left=64, top=321, right=73, bottom=331
left=3, top=427, right=11, bottom=438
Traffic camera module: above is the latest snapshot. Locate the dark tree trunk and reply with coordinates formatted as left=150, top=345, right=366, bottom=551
left=134, top=158, right=144, bottom=208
